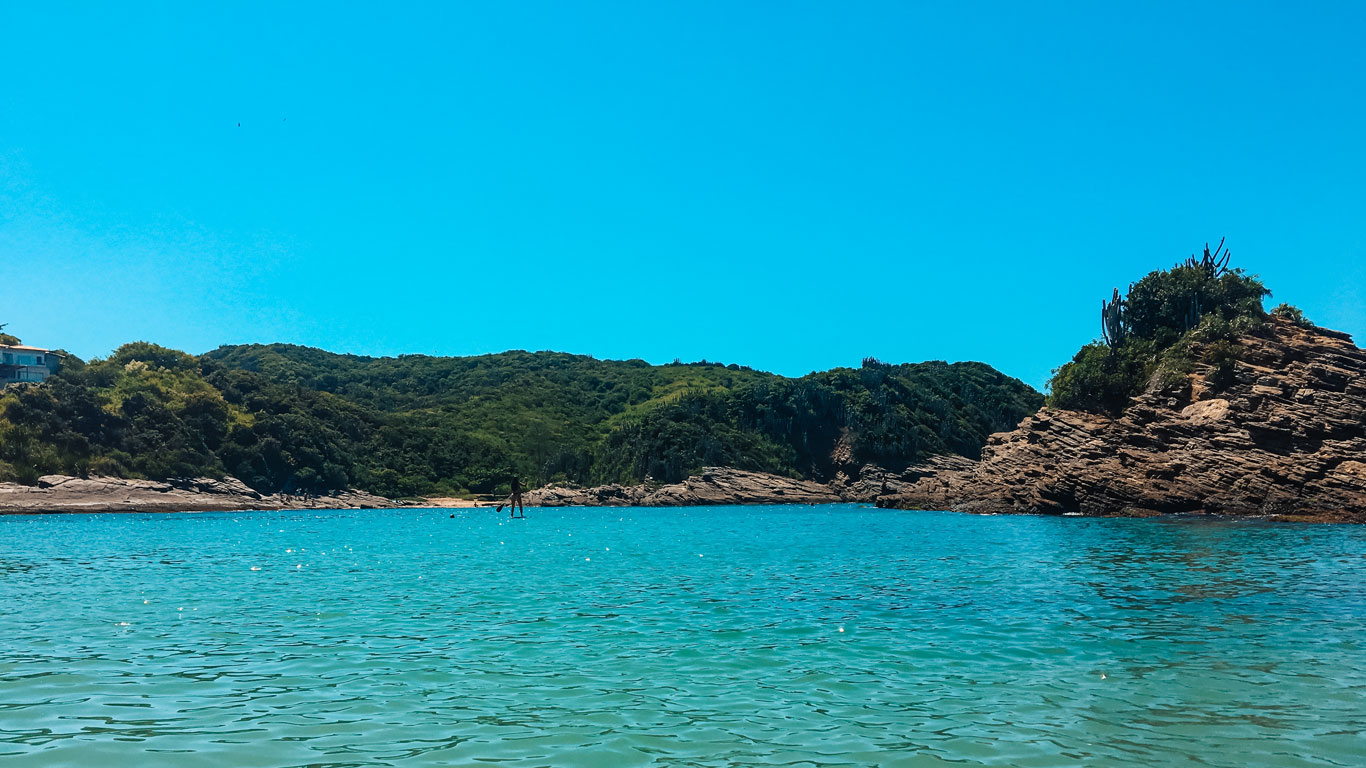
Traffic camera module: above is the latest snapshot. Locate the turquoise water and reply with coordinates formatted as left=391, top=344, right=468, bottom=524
left=2, top=506, right=1364, bottom=767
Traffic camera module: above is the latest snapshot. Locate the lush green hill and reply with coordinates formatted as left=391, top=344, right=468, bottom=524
left=0, top=342, right=1041, bottom=498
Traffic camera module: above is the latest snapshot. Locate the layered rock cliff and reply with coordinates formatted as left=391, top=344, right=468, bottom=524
left=879, top=317, right=1366, bottom=522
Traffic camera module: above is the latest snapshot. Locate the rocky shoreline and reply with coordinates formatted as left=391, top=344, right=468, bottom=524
left=8, top=318, right=1360, bottom=521
left=0, top=475, right=400, bottom=515
left=0, top=463, right=960, bottom=515
left=525, top=467, right=843, bottom=507
left=878, top=317, right=1366, bottom=523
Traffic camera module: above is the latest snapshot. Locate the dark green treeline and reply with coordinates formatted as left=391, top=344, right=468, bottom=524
left=0, top=343, right=1040, bottom=498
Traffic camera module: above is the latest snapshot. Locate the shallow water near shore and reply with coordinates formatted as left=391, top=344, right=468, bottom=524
left=2, top=505, right=1364, bottom=767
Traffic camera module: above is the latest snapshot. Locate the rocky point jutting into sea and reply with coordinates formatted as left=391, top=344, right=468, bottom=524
left=877, top=316, right=1366, bottom=522
left=529, top=316, right=1366, bottom=522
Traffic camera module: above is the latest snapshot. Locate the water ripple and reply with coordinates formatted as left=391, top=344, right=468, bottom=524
left=1, top=506, right=1364, bottom=767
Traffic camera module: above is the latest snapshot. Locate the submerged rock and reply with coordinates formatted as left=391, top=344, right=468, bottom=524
left=878, top=317, right=1366, bottom=522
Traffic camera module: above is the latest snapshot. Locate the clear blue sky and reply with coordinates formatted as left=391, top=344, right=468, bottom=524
left=2, top=2, right=1363, bottom=389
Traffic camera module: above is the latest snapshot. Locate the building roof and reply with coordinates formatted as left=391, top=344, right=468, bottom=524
left=0, top=344, right=55, bottom=353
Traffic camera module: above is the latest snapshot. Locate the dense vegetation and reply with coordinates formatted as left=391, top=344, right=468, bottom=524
left=0, top=341, right=1041, bottom=497
left=4, top=239, right=1298, bottom=495
left=596, top=360, right=1040, bottom=483
left=1047, top=240, right=1274, bottom=415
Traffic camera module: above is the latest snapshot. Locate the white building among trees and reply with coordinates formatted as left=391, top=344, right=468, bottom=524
left=0, top=344, right=60, bottom=384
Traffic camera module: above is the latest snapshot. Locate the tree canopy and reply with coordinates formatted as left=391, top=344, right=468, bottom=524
left=0, top=343, right=1041, bottom=497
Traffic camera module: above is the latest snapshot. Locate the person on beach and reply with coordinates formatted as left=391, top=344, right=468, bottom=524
left=498, top=475, right=525, bottom=518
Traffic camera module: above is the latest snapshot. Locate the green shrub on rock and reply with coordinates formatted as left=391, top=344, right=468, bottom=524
left=1270, top=303, right=1313, bottom=327
left=1048, top=241, right=1270, bottom=416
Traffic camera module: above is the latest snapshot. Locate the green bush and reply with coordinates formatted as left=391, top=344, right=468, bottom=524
left=1047, top=340, right=1160, bottom=415
left=1270, top=302, right=1313, bottom=327
left=1124, top=266, right=1269, bottom=347
left=1205, top=341, right=1240, bottom=391
left=1048, top=247, right=1270, bottom=415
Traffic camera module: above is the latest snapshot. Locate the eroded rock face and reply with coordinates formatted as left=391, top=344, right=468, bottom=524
left=879, top=318, right=1366, bottom=522
left=0, top=475, right=399, bottom=514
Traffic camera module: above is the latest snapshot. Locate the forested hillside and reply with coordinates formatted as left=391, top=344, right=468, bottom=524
left=0, top=342, right=1040, bottom=498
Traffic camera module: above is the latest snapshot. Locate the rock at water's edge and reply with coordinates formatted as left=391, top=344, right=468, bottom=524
left=525, top=467, right=843, bottom=507
left=524, top=458, right=976, bottom=508
left=878, top=317, right=1366, bottom=522
left=0, top=475, right=399, bottom=514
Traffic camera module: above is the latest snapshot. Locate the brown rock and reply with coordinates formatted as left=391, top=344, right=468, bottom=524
left=525, top=467, right=843, bottom=507
left=523, top=455, right=982, bottom=508
left=829, top=456, right=978, bottom=503
left=879, top=317, right=1366, bottom=522
left=1181, top=398, right=1229, bottom=425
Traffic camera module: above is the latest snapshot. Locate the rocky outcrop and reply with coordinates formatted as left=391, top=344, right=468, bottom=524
left=830, top=455, right=977, bottom=502
left=526, top=467, right=845, bottom=507
left=879, top=317, right=1366, bottom=522
left=0, top=475, right=399, bottom=514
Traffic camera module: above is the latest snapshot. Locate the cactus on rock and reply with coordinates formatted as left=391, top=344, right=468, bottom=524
left=1101, top=287, right=1128, bottom=348
left=1183, top=236, right=1231, bottom=279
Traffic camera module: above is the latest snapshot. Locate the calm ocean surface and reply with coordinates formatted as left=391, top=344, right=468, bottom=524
left=2, top=505, right=1364, bottom=767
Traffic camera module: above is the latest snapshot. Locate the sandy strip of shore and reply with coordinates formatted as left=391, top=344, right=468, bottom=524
left=417, top=497, right=503, bottom=508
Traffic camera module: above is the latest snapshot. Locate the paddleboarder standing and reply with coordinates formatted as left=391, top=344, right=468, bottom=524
left=500, top=475, right=525, bottom=518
